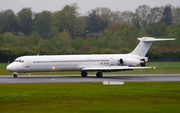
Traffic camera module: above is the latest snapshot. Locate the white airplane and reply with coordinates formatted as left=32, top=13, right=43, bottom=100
left=6, top=37, right=175, bottom=78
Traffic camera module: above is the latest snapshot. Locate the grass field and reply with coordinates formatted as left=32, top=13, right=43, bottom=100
left=0, top=62, right=180, bottom=75
left=0, top=82, right=180, bottom=113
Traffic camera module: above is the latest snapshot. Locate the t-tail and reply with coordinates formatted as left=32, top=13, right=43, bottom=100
left=129, top=37, right=176, bottom=57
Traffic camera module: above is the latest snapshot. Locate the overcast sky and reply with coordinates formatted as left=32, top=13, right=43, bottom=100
left=1, top=0, right=180, bottom=15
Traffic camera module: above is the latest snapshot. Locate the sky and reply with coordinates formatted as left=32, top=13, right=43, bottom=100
left=1, top=0, right=180, bottom=15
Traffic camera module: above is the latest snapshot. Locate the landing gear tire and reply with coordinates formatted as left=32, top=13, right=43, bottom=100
left=96, top=71, right=103, bottom=78
left=140, top=59, right=146, bottom=67
left=13, top=74, right=18, bottom=78
left=81, top=71, right=87, bottom=77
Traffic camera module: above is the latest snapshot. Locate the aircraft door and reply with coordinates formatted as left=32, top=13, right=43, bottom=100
left=24, top=58, right=30, bottom=68
left=110, top=58, right=114, bottom=66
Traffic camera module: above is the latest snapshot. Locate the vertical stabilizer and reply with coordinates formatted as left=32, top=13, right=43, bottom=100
left=130, top=37, right=175, bottom=57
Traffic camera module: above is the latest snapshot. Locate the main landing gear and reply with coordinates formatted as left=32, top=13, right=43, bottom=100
left=81, top=71, right=103, bottom=78
left=96, top=71, right=103, bottom=78
left=81, top=71, right=87, bottom=77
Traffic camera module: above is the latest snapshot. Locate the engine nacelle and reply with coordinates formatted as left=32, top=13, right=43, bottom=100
left=119, top=58, right=141, bottom=66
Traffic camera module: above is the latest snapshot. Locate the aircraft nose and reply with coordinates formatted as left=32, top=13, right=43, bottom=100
left=6, top=64, right=15, bottom=72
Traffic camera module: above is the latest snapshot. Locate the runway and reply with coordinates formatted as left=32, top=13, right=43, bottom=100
left=0, top=74, right=180, bottom=83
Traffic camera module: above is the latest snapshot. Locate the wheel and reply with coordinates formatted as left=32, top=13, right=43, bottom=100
left=140, top=59, right=146, bottom=67
left=81, top=71, right=87, bottom=77
left=96, top=71, right=103, bottom=78
left=13, top=74, right=18, bottom=78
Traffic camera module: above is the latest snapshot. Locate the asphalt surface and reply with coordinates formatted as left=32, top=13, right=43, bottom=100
left=0, top=74, right=180, bottom=83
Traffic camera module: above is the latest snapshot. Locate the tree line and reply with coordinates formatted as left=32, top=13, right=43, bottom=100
left=0, top=3, right=180, bottom=62
left=1, top=3, right=180, bottom=38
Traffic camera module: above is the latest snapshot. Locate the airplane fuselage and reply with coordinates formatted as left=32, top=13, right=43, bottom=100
left=7, top=54, right=143, bottom=73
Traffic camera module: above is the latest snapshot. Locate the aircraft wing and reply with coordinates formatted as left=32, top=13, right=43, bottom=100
left=81, top=66, right=152, bottom=72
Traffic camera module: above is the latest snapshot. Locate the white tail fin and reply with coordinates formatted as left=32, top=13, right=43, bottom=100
left=130, top=37, right=175, bottom=57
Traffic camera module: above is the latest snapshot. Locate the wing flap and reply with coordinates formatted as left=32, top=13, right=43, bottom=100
left=81, top=66, right=152, bottom=71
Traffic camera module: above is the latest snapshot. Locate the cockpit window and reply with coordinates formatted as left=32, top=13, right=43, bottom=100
left=15, top=60, right=19, bottom=62
left=14, top=59, right=24, bottom=63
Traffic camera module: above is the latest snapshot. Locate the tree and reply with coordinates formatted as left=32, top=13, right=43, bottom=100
left=165, top=23, right=180, bottom=41
left=17, top=8, right=33, bottom=35
left=131, top=13, right=141, bottom=29
left=49, top=26, right=58, bottom=38
left=86, top=10, right=108, bottom=33
left=120, top=11, right=133, bottom=24
left=135, top=5, right=150, bottom=28
left=148, top=6, right=163, bottom=23
left=145, top=22, right=167, bottom=37
left=0, top=9, right=15, bottom=24
left=86, top=10, right=99, bottom=33
left=50, top=11, right=71, bottom=36
left=86, top=7, right=116, bottom=33
left=92, top=7, right=112, bottom=24
left=38, top=39, right=58, bottom=52
left=172, top=6, right=180, bottom=23
left=108, top=32, right=122, bottom=49
left=1, top=14, right=19, bottom=34
left=160, top=5, right=173, bottom=26
left=50, top=3, right=82, bottom=37
left=71, top=37, right=84, bottom=50
left=34, top=11, right=53, bottom=39
left=50, top=30, right=71, bottom=51
left=0, top=9, right=19, bottom=33
left=109, top=11, right=121, bottom=24
left=61, top=3, right=82, bottom=37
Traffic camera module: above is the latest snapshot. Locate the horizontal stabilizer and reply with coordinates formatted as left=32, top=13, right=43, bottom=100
left=138, top=37, right=176, bottom=42
left=81, top=66, right=152, bottom=71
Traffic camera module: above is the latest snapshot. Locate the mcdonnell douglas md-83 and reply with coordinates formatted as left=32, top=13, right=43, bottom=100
left=6, top=37, right=175, bottom=78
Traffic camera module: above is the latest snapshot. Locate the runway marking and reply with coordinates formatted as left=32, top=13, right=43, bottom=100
left=103, top=81, right=124, bottom=85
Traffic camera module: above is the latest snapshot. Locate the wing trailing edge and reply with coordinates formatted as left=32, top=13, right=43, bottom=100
left=81, top=66, right=152, bottom=72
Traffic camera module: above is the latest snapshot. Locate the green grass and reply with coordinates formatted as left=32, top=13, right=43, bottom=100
left=0, top=82, right=180, bottom=113
left=1, top=62, right=180, bottom=75
left=113, top=62, right=180, bottom=74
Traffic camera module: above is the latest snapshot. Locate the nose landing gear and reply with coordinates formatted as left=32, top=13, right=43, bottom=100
left=13, top=72, right=18, bottom=78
